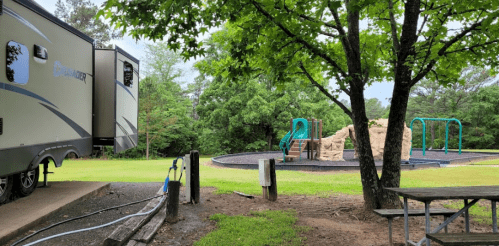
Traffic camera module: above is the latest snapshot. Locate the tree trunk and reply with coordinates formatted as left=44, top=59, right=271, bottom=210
left=379, top=83, right=411, bottom=208
left=146, top=131, right=150, bottom=160
left=344, top=0, right=382, bottom=210
left=350, top=84, right=381, bottom=210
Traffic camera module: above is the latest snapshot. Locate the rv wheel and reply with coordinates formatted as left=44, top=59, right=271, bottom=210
left=0, top=176, right=13, bottom=204
left=14, top=166, right=40, bottom=197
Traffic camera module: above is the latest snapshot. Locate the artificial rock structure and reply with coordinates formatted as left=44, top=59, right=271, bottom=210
left=318, top=119, right=412, bottom=161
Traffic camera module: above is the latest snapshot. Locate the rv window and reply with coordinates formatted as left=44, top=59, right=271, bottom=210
left=6, top=41, right=29, bottom=84
left=124, top=61, right=133, bottom=87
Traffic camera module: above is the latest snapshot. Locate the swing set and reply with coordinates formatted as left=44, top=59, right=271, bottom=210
left=410, top=118, right=462, bottom=156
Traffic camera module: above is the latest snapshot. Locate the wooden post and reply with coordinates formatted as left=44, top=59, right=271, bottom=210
left=166, top=181, right=181, bottom=223
left=310, top=118, right=315, bottom=160
left=262, top=187, right=268, bottom=199
left=318, top=120, right=323, bottom=159
left=268, top=159, right=277, bottom=201
left=190, top=150, right=200, bottom=204
left=307, top=118, right=311, bottom=159
left=289, top=118, right=293, bottom=133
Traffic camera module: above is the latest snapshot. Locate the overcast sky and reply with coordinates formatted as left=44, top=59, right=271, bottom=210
left=37, top=0, right=394, bottom=106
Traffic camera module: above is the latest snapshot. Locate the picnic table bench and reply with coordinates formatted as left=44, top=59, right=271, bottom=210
left=374, top=208, right=457, bottom=246
left=426, top=233, right=499, bottom=245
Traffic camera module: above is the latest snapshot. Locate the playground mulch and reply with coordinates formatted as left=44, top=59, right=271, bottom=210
left=214, top=149, right=499, bottom=167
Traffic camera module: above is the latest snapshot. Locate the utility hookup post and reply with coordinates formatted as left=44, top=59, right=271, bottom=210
left=184, top=153, right=191, bottom=203
left=259, top=159, right=271, bottom=200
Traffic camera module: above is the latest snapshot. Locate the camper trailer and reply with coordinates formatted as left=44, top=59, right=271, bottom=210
left=0, top=0, right=139, bottom=203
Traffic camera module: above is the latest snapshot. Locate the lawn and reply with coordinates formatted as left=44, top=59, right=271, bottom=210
left=45, top=157, right=499, bottom=196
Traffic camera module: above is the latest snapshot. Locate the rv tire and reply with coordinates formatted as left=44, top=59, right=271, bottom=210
left=0, top=176, right=13, bottom=204
left=14, top=166, right=40, bottom=197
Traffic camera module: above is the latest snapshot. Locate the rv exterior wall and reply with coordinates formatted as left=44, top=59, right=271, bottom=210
left=0, top=0, right=93, bottom=177
left=114, top=51, right=139, bottom=153
left=93, top=49, right=116, bottom=138
left=93, top=48, right=139, bottom=153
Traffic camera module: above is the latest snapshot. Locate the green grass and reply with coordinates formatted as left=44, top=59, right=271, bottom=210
left=194, top=210, right=308, bottom=246
left=442, top=201, right=496, bottom=224
left=46, top=159, right=499, bottom=197
left=470, top=158, right=499, bottom=165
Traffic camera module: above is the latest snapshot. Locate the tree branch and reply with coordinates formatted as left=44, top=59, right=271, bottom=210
left=299, top=62, right=353, bottom=118
left=443, top=40, right=499, bottom=55
left=318, top=30, right=339, bottom=38
left=328, top=1, right=353, bottom=58
left=251, top=0, right=348, bottom=78
left=388, top=0, right=400, bottom=53
left=411, top=18, right=493, bottom=86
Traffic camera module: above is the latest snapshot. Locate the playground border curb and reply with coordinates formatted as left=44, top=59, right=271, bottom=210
left=212, top=151, right=443, bottom=171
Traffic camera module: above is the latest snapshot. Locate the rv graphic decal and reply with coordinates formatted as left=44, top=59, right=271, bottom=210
left=115, top=80, right=136, bottom=101
left=53, top=61, right=87, bottom=83
left=0, top=82, right=90, bottom=138
left=116, top=122, right=136, bottom=145
left=0, top=82, right=57, bottom=108
left=39, top=103, right=91, bottom=138
left=3, top=6, right=51, bottom=43
left=123, top=117, right=137, bottom=134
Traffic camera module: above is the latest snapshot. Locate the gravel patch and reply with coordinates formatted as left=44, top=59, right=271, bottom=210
left=8, top=182, right=163, bottom=246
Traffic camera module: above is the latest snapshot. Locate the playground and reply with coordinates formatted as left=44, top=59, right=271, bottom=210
left=213, top=118, right=499, bottom=171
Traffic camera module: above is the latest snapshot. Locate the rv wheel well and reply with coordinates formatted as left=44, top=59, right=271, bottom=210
left=64, top=151, right=79, bottom=160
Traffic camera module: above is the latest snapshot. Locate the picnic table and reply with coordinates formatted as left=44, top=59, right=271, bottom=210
left=385, top=186, right=499, bottom=246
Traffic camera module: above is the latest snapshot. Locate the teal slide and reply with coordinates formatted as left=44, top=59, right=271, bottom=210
left=279, top=118, right=309, bottom=162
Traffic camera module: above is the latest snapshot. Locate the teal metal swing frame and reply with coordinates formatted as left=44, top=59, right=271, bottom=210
left=410, top=117, right=462, bottom=156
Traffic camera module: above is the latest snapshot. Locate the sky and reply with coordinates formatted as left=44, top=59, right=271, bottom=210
left=36, top=0, right=394, bottom=106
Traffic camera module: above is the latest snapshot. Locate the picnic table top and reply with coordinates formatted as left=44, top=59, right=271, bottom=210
left=385, top=186, right=499, bottom=202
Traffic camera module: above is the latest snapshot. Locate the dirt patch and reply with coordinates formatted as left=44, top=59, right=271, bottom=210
left=150, top=163, right=494, bottom=246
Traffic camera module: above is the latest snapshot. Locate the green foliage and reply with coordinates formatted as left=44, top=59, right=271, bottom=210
left=195, top=31, right=351, bottom=155
left=55, top=0, right=121, bottom=48
left=196, top=210, right=305, bottom=246
left=365, top=98, right=388, bottom=120
left=110, top=43, right=195, bottom=159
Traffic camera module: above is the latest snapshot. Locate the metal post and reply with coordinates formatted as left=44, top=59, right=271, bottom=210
left=425, top=201, right=431, bottom=246
left=43, top=162, right=49, bottom=187
left=465, top=199, right=470, bottom=233
left=493, top=200, right=497, bottom=233
left=404, top=197, right=409, bottom=246
left=444, top=215, right=449, bottom=233
left=410, top=118, right=426, bottom=156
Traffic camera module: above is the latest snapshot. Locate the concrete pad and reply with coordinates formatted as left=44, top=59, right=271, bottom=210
left=0, top=181, right=110, bottom=245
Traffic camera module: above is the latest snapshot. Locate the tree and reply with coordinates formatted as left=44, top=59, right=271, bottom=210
left=365, top=98, right=388, bottom=120
left=100, top=0, right=499, bottom=209
left=55, top=0, right=121, bottom=48
left=141, top=43, right=196, bottom=158
left=139, top=76, right=177, bottom=160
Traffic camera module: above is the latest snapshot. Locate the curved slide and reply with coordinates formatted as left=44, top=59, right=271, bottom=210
left=279, top=118, right=309, bottom=162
